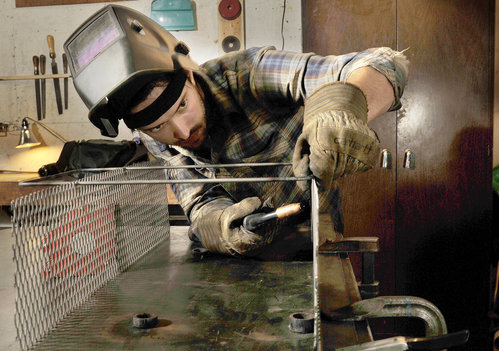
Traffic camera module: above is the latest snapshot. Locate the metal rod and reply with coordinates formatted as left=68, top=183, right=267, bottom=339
left=20, top=176, right=311, bottom=186
left=61, top=162, right=293, bottom=172
left=19, top=163, right=294, bottom=186
left=311, top=179, right=320, bottom=350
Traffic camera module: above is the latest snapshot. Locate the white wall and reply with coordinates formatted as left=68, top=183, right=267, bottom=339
left=0, top=0, right=302, bottom=172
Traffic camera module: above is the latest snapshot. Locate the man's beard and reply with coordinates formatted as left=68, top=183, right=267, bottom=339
left=179, top=125, right=206, bottom=150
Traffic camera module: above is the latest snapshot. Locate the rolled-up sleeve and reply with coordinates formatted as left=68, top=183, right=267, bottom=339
left=250, top=46, right=408, bottom=111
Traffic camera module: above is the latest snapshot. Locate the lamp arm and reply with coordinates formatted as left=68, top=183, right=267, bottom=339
left=23, top=117, right=68, bottom=143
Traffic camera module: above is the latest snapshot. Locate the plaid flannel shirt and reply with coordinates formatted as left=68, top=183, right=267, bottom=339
left=139, top=46, right=408, bottom=231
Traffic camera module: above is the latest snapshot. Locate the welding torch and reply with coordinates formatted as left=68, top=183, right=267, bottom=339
left=242, top=202, right=307, bottom=231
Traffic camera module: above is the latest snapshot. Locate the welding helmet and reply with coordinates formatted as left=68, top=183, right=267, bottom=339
left=63, top=5, right=199, bottom=137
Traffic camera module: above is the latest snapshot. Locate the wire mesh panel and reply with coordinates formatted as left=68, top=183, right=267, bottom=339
left=11, top=162, right=170, bottom=350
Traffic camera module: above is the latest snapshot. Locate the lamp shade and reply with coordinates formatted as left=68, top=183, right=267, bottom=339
left=16, top=119, right=41, bottom=148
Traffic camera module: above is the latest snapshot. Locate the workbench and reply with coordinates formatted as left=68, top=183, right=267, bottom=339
left=5, top=164, right=458, bottom=350
left=28, top=226, right=314, bottom=350
left=0, top=172, right=41, bottom=206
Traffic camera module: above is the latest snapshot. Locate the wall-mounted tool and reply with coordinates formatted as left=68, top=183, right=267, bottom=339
left=40, top=55, right=46, bottom=119
left=217, top=0, right=245, bottom=54
left=62, top=53, right=68, bottom=109
left=32, top=56, right=41, bottom=120
left=150, top=0, right=196, bottom=31
left=47, top=35, right=63, bottom=115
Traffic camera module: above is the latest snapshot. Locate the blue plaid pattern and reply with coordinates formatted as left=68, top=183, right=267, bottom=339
left=140, top=46, right=407, bottom=229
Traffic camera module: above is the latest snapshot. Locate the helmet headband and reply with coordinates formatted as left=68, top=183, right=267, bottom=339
left=122, top=69, right=187, bottom=129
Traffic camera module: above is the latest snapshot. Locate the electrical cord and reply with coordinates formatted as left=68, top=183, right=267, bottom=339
left=281, top=0, right=287, bottom=50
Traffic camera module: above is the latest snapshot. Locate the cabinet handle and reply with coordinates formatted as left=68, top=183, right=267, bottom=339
left=380, top=149, right=392, bottom=169
left=403, top=149, right=416, bottom=169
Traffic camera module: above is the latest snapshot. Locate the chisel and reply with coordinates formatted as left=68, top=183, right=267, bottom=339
left=32, top=56, right=41, bottom=120
left=62, top=53, right=68, bottom=109
left=40, top=55, right=46, bottom=119
left=47, top=35, right=63, bottom=115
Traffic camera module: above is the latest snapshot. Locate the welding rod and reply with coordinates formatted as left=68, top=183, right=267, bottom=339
left=243, top=202, right=305, bottom=231
left=20, top=176, right=311, bottom=186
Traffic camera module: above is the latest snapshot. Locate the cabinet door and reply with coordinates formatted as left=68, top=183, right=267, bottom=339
left=302, top=0, right=494, bottom=348
left=397, top=0, right=493, bottom=348
left=302, top=0, right=398, bottom=297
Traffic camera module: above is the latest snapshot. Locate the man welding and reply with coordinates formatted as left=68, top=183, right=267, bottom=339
left=64, top=5, right=408, bottom=259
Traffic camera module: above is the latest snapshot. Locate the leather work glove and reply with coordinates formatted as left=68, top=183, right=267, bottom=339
left=196, top=197, right=276, bottom=256
left=293, top=82, right=380, bottom=198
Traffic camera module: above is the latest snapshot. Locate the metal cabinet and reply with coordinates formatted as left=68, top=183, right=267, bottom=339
left=302, top=0, right=494, bottom=348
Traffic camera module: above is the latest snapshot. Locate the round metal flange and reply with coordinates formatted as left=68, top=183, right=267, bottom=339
left=218, top=0, right=242, bottom=20
left=221, top=35, right=241, bottom=53
left=289, top=312, right=314, bottom=334
left=133, top=313, right=159, bottom=329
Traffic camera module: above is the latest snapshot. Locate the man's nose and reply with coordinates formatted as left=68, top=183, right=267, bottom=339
left=171, top=116, right=190, bottom=140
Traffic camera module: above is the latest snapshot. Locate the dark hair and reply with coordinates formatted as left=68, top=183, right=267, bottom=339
left=126, top=74, right=172, bottom=113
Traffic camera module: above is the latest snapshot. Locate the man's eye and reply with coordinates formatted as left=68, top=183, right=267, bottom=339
left=150, top=123, right=163, bottom=132
left=179, top=99, right=187, bottom=109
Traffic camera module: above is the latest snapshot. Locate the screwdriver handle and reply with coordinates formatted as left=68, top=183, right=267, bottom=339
left=62, top=53, right=68, bottom=73
left=47, top=35, right=56, bottom=59
left=40, top=55, right=46, bottom=75
left=32, top=56, right=39, bottom=75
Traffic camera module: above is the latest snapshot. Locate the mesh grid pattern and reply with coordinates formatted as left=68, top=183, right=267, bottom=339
left=11, top=162, right=170, bottom=350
